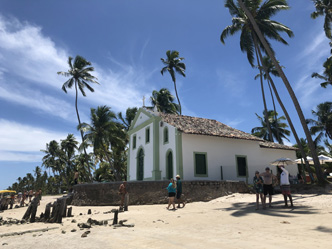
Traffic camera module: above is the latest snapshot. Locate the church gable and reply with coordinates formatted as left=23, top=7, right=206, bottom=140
left=129, top=108, right=155, bottom=131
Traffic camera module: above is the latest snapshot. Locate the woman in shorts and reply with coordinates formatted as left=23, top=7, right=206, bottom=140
left=166, top=178, right=176, bottom=210
left=253, top=171, right=264, bottom=210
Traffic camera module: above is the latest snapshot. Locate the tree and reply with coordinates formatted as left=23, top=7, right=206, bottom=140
left=221, top=0, right=293, bottom=142
left=311, top=0, right=332, bottom=39
left=80, top=105, right=124, bottom=180
left=150, top=88, right=180, bottom=114
left=312, top=56, right=332, bottom=88
left=161, top=50, right=186, bottom=115
left=252, top=110, right=290, bottom=144
left=118, top=107, right=138, bottom=131
left=57, top=55, right=99, bottom=180
left=41, top=140, right=60, bottom=176
left=236, top=0, right=325, bottom=184
left=255, top=56, right=284, bottom=142
left=307, top=102, right=332, bottom=144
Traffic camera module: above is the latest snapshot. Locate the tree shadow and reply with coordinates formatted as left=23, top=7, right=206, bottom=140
left=214, top=194, right=320, bottom=218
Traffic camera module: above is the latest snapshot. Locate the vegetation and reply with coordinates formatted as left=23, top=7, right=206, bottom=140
left=150, top=88, right=180, bottom=114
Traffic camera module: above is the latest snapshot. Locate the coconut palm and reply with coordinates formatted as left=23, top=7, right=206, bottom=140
left=221, top=0, right=293, bottom=142
left=118, top=107, right=138, bottom=131
left=311, top=0, right=332, bottom=39
left=307, top=102, right=332, bottom=144
left=312, top=56, right=332, bottom=88
left=234, top=0, right=325, bottom=184
left=80, top=105, right=124, bottom=180
left=161, top=50, right=186, bottom=115
left=41, top=140, right=60, bottom=176
left=150, top=88, right=180, bottom=114
left=57, top=55, right=99, bottom=180
left=252, top=110, right=290, bottom=144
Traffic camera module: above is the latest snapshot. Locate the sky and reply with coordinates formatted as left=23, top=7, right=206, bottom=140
left=0, top=0, right=330, bottom=189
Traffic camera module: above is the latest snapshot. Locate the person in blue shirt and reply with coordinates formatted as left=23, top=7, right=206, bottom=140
left=166, top=178, right=176, bottom=210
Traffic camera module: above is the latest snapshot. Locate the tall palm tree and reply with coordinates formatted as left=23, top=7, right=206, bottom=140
left=255, top=56, right=284, bottom=142
left=41, top=140, right=60, bottom=176
left=236, top=0, right=325, bottom=184
left=221, top=0, right=293, bottom=143
left=307, top=102, right=332, bottom=144
left=311, top=0, right=332, bottom=39
left=312, top=56, right=332, bottom=88
left=80, top=105, right=124, bottom=180
left=150, top=88, right=180, bottom=114
left=161, top=50, right=186, bottom=115
left=60, top=134, right=79, bottom=187
left=57, top=55, right=99, bottom=180
left=252, top=110, right=290, bottom=144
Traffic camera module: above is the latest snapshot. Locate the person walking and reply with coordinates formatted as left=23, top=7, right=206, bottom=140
left=166, top=178, right=176, bottom=210
left=253, top=171, right=264, bottom=210
left=260, top=167, right=277, bottom=208
left=278, top=165, right=293, bottom=207
left=175, top=175, right=186, bottom=208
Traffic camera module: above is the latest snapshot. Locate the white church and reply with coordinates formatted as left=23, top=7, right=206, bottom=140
left=127, top=108, right=298, bottom=184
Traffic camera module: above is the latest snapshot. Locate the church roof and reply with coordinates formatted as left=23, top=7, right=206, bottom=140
left=159, top=113, right=297, bottom=151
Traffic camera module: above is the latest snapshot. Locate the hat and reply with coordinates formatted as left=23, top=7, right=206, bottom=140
left=265, top=167, right=270, bottom=170
left=176, top=175, right=181, bottom=178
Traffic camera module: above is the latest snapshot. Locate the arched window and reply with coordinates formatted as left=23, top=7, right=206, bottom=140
left=166, top=150, right=173, bottom=179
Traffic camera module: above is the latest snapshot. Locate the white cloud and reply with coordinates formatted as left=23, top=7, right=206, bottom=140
left=0, top=119, right=69, bottom=161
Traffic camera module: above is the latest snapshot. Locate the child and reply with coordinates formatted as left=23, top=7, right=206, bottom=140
left=253, top=171, right=264, bottom=210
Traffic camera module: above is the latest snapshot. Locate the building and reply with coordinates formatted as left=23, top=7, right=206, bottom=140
left=127, top=108, right=298, bottom=183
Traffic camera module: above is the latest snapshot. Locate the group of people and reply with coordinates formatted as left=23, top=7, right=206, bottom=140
left=253, top=165, right=293, bottom=210
left=166, top=175, right=185, bottom=210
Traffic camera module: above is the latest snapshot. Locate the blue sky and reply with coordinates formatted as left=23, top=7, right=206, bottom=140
left=0, top=0, right=330, bottom=189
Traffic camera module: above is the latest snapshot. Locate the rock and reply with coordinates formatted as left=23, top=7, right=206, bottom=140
left=71, top=219, right=77, bottom=223
left=81, top=231, right=90, bottom=238
left=71, top=229, right=77, bottom=232
left=122, top=223, right=135, bottom=227
left=78, top=222, right=91, bottom=229
left=87, top=209, right=91, bottom=215
left=2, top=243, right=8, bottom=246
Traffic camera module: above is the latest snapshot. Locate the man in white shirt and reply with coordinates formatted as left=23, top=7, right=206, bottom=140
left=278, top=165, right=293, bottom=207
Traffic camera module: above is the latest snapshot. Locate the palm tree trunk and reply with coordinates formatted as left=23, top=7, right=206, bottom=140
left=267, top=79, right=281, bottom=143
left=173, top=79, right=182, bottom=115
left=253, top=37, right=274, bottom=142
left=256, top=39, right=314, bottom=184
left=238, top=0, right=324, bottom=185
left=75, top=81, right=92, bottom=182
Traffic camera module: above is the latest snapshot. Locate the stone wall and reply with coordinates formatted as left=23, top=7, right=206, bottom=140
left=72, top=180, right=250, bottom=206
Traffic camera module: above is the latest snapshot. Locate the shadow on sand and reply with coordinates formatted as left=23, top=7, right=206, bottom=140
left=213, top=194, right=320, bottom=218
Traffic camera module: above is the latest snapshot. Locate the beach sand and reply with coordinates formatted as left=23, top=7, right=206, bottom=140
left=1, top=190, right=332, bottom=249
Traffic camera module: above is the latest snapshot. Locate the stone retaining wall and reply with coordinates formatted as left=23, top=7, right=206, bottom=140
left=72, top=180, right=250, bottom=206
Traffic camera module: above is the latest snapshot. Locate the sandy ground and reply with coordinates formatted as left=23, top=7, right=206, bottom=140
left=1, top=191, right=332, bottom=249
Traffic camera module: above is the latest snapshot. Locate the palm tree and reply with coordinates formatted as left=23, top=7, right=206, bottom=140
left=311, top=0, right=332, bottom=39
left=307, top=102, right=332, bottom=144
left=235, top=0, right=325, bottom=184
left=221, top=0, right=293, bottom=143
left=252, top=110, right=290, bottom=144
left=80, top=105, right=124, bottom=180
left=118, top=107, right=138, bottom=131
left=60, top=134, right=79, bottom=187
left=41, top=140, right=60, bottom=176
left=312, top=56, right=332, bottom=88
left=161, top=50, right=186, bottom=115
left=150, top=88, right=180, bottom=114
left=57, top=55, right=99, bottom=180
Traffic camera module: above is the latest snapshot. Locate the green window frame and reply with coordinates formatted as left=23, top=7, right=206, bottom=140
left=145, top=127, right=150, bottom=144
left=163, top=127, right=169, bottom=144
left=194, top=152, right=208, bottom=177
left=133, top=135, right=137, bottom=150
left=236, top=155, right=247, bottom=177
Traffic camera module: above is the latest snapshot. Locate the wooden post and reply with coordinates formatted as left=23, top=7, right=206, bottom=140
left=44, top=203, right=52, bottom=220
left=112, top=210, right=118, bottom=225
left=67, top=207, right=72, bottom=217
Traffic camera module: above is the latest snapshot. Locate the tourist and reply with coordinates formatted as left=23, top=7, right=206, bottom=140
left=166, top=178, right=176, bottom=210
left=118, top=181, right=128, bottom=211
left=259, top=167, right=277, bottom=208
left=278, top=165, right=294, bottom=207
left=73, top=171, right=79, bottom=185
left=175, top=175, right=185, bottom=208
left=28, top=190, right=33, bottom=203
left=253, top=171, right=264, bottom=210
